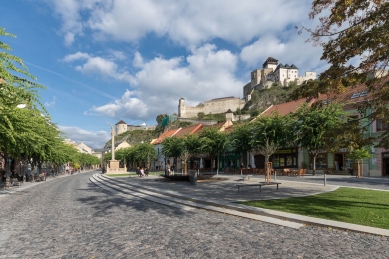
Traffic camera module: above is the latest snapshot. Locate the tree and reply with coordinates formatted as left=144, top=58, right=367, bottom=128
left=197, top=112, right=205, bottom=120
left=156, top=114, right=167, bottom=124
left=162, top=136, right=185, bottom=173
left=294, top=103, right=346, bottom=175
left=349, top=147, right=372, bottom=178
left=295, top=1, right=389, bottom=148
left=250, top=113, right=294, bottom=175
left=180, top=134, right=203, bottom=174
left=0, top=28, right=47, bottom=184
left=135, top=143, right=156, bottom=169
left=199, top=127, right=228, bottom=172
left=228, top=124, right=253, bottom=167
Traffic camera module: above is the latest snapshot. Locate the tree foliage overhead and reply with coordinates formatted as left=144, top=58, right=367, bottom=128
left=294, top=0, right=389, bottom=148
left=0, top=28, right=100, bottom=178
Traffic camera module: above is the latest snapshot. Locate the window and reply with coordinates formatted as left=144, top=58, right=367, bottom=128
left=377, top=120, right=389, bottom=132
left=309, top=153, right=327, bottom=169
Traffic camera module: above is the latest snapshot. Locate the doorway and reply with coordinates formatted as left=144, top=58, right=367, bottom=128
left=335, top=154, right=344, bottom=171
left=383, top=158, right=389, bottom=177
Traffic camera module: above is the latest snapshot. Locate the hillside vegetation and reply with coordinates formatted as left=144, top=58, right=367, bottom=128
left=242, top=82, right=300, bottom=117
left=104, top=130, right=158, bottom=148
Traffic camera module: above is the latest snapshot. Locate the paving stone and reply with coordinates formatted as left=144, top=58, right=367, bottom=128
left=0, top=171, right=388, bottom=258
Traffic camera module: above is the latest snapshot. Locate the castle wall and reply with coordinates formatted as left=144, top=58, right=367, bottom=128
left=179, top=98, right=246, bottom=118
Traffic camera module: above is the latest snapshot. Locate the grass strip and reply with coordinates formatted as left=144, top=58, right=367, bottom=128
left=237, top=187, right=389, bottom=230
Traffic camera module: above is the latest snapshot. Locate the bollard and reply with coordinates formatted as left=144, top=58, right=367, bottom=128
left=324, top=173, right=326, bottom=186
left=274, top=170, right=277, bottom=181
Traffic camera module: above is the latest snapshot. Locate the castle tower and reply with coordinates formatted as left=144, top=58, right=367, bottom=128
left=178, top=98, right=186, bottom=118
left=115, top=120, right=127, bottom=135
left=225, top=109, right=234, bottom=122
left=262, top=57, right=278, bottom=70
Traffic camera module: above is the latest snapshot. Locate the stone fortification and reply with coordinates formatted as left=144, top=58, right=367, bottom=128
left=243, top=57, right=316, bottom=100
left=177, top=117, right=218, bottom=125
left=115, top=120, right=156, bottom=135
left=178, top=97, right=246, bottom=119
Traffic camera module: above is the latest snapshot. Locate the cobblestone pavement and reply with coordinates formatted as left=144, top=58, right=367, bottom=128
left=1, top=171, right=388, bottom=258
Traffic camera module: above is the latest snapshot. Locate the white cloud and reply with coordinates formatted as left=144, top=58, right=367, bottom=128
left=63, top=51, right=136, bottom=83
left=108, top=50, right=126, bottom=61
left=87, top=90, right=148, bottom=119
left=75, top=56, right=118, bottom=76
left=85, top=44, right=244, bottom=121
left=59, top=125, right=110, bottom=149
left=63, top=52, right=91, bottom=62
left=50, top=0, right=313, bottom=47
left=45, top=96, right=57, bottom=107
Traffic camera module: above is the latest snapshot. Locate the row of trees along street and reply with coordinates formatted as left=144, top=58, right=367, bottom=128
left=0, top=28, right=100, bottom=186
left=104, top=100, right=374, bottom=176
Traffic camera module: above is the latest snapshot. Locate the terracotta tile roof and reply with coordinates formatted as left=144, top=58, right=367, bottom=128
left=316, top=83, right=371, bottom=106
left=174, top=124, right=203, bottom=137
left=196, top=121, right=233, bottom=133
left=152, top=128, right=181, bottom=145
left=259, top=97, right=315, bottom=117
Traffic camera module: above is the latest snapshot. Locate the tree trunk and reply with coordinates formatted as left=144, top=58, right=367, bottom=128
left=265, top=154, right=270, bottom=182
left=313, top=153, right=317, bottom=176
left=211, top=155, right=214, bottom=172
left=3, top=151, right=11, bottom=188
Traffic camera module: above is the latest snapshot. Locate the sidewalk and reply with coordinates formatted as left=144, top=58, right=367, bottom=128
left=0, top=170, right=95, bottom=198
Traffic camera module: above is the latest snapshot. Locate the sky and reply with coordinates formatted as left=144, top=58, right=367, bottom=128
left=1, top=0, right=330, bottom=149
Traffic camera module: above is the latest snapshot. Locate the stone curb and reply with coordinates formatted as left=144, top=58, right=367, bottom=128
left=98, top=173, right=389, bottom=237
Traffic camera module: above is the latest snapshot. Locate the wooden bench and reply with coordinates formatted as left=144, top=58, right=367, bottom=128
left=236, top=182, right=281, bottom=193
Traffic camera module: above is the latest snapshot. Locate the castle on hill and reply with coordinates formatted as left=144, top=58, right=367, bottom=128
left=178, top=57, right=317, bottom=120
left=115, top=120, right=156, bottom=136
left=243, top=57, right=316, bottom=100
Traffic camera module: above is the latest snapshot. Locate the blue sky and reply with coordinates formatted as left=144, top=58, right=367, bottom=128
left=2, top=0, right=329, bottom=149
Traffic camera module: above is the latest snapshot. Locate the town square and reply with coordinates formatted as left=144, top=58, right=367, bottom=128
left=1, top=0, right=389, bottom=258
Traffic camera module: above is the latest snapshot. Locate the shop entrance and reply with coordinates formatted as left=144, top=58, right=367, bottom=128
left=335, top=153, right=352, bottom=171
left=334, top=154, right=344, bottom=171
left=383, top=157, right=389, bottom=177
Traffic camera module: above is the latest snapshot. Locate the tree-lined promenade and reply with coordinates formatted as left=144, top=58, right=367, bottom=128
left=0, top=28, right=99, bottom=186
left=105, top=100, right=374, bottom=177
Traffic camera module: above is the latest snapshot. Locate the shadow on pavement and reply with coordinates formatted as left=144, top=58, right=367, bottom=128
left=77, top=182, right=190, bottom=219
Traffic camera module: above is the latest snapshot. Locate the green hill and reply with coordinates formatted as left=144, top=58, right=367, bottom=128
left=104, top=129, right=158, bottom=148
left=242, top=82, right=300, bottom=117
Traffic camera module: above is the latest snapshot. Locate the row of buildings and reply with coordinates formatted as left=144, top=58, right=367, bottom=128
left=147, top=84, right=388, bottom=177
